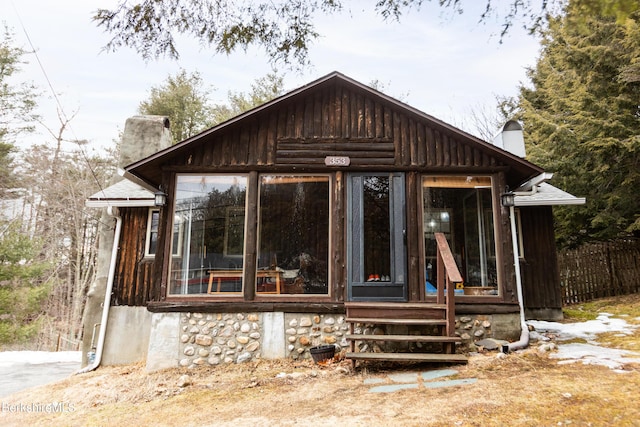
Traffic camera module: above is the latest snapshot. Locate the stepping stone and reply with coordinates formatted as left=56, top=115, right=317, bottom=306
left=421, top=369, right=458, bottom=381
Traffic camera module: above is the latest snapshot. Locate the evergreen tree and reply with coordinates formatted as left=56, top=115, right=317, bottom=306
left=139, top=71, right=286, bottom=144
left=211, top=73, right=286, bottom=124
left=0, top=221, right=50, bottom=346
left=517, top=8, right=640, bottom=246
left=138, top=69, right=214, bottom=143
left=0, top=26, right=38, bottom=198
left=0, top=26, right=49, bottom=348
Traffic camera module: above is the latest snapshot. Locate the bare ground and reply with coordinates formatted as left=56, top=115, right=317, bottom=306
left=2, top=295, right=640, bottom=427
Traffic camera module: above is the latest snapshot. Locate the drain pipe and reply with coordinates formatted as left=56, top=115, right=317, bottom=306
left=76, top=206, right=121, bottom=374
left=503, top=204, right=529, bottom=353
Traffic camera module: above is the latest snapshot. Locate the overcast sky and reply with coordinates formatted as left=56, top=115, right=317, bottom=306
left=2, top=0, right=541, bottom=155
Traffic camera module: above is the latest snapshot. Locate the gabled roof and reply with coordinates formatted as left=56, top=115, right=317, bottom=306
left=125, top=71, right=543, bottom=186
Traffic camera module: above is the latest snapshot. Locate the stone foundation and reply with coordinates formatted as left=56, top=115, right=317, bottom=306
left=284, top=314, right=349, bottom=359
left=455, top=313, right=521, bottom=350
left=146, top=311, right=523, bottom=370
left=176, top=312, right=349, bottom=368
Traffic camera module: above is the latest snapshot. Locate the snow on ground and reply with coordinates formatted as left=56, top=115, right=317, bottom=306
left=529, top=314, right=636, bottom=343
left=528, top=313, right=640, bottom=372
left=0, top=351, right=81, bottom=398
left=0, top=351, right=81, bottom=366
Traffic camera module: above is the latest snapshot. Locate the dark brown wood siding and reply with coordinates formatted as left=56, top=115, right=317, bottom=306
left=125, top=74, right=550, bottom=309
left=160, top=82, right=513, bottom=173
left=112, top=207, right=156, bottom=306
left=519, top=206, right=562, bottom=310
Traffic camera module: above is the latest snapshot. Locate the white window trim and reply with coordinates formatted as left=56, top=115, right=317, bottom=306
left=514, top=208, right=525, bottom=259
left=145, top=208, right=182, bottom=258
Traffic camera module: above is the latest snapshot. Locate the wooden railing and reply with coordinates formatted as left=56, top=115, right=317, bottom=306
left=434, top=232, right=463, bottom=338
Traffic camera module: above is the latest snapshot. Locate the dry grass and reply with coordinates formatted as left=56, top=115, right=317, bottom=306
left=563, top=293, right=640, bottom=324
left=563, top=293, right=640, bottom=353
left=1, top=294, right=639, bottom=427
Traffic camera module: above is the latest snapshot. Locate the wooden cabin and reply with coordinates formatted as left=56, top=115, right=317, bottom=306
left=86, top=72, right=584, bottom=370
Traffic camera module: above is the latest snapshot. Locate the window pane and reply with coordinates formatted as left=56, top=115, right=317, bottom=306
left=170, top=175, right=247, bottom=295
left=423, top=176, right=498, bottom=296
left=147, top=210, right=159, bottom=256
left=258, top=175, right=329, bottom=295
left=363, top=176, right=390, bottom=282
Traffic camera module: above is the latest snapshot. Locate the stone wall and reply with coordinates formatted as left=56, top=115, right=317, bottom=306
left=174, top=311, right=521, bottom=368
left=455, top=314, right=521, bottom=350
left=180, top=313, right=261, bottom=366
left=178, top=312, right=349, bottom=368
left=284, top=314, right=349, bottom=359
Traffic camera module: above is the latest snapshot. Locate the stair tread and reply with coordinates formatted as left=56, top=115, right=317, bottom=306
left=346, top=317, right=447, bottom=325
left=345, top=334, right=461, bottom=342
left=345, top=302, right=447, bottom=309
left=345, top=352, right=468, bottom=363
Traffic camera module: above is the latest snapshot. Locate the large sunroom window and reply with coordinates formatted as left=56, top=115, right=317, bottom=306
left=422, top=176, right=498, bottom=296
left=257, top=175, right=330, bottom=295
left=169, top=175, right=247, bottom=295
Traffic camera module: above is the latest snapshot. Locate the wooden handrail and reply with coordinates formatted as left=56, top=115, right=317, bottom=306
left=434, top=232, right=463, bottom=339
left=435, top=233, right=463, bottom=284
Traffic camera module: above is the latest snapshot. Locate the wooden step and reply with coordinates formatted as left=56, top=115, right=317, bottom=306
left=345, top=352, right=468, bottom=363
left=345, top=302, right=447, bottom=310
left=345, top=302, right=447, bottom=320
left=346, top=317, right=447, bottom=326
left=346, top=334, right=461, bottom=343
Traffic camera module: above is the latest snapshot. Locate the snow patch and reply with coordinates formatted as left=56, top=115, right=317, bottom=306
left=552, top=343, right=640, bottom=371
left=0, top=351, right=81, bottom=367
left=528, top=315, right=636, bottom=344
left=528, top=313, right=640, bottom=371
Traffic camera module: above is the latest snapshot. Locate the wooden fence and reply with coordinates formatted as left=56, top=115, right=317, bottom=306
left=558, top=238, right=640, bottom=305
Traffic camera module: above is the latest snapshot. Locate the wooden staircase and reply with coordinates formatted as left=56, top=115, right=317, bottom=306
left=345, top=233, right=467, bottom=368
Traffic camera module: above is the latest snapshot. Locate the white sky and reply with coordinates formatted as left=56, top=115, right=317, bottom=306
left=2, top=0, right=542, bottom=155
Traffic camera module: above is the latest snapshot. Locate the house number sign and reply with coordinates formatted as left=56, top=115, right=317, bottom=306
left=324, top=156, right=350, bottom=166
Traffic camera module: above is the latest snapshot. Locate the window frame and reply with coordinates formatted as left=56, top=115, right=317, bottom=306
left=256, top=173, right=332, bottom=298
left=167, top=173, right=249, bottom=297
left=421, top=174, right=501, bottom=297
left=145, top=208, right=182, bottom=258
left=514, top=208, right=525, bottom=259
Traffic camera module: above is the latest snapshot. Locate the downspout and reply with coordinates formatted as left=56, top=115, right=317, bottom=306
left=76, top=206, right=122, bottom=374
left=503, top=204, right=529, bottom=353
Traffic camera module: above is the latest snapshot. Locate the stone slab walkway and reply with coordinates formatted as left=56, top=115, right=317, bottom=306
left=364, top=368, right=477, bottom=393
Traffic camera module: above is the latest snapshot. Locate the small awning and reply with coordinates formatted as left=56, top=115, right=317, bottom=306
left=514, top=182, right=586, bottom=207
left=86, top=179, right=155, bottom=208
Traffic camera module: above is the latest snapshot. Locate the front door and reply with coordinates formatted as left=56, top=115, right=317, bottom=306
left=347, top=173, right=407, bottom=301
